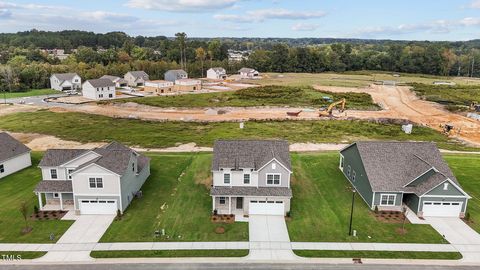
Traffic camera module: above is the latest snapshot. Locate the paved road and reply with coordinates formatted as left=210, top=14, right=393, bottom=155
left=5, top=94, right=73, bottom=108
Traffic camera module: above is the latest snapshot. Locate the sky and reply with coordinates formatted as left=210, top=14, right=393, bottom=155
left=0, top=0, right=480, bottom=41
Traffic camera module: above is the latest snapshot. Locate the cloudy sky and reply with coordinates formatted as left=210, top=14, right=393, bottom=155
left=0, top=0, right=480, bottom=40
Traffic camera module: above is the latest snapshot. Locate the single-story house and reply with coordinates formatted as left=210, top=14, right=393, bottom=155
left=207, top=67, right=227, bottom=80
left=164, top=69, right=188, bottom=82
left=144, top=80, right=174, bottom=94
left=82, top=78, right=116, bottom=100
left=340, top=141, right=470, bottom=218
left=210, top=140, right=292, bottom=217
left=100, top=75, right=128, bottom=88
left=174, top=79, right=202, bottom=92
left=0, top=132, right=32, bottom=179
left=124, top=71, right=149, bottom=87
left=50, top=73, right=82, bottom=91
left=239, top=68, right=259, bottom=79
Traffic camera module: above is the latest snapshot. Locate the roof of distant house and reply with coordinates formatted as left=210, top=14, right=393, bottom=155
left=165, top=69, right=187, bottom=75
left=85, top=78, right=115, bottom=88
left=51, top=73, right=79, bottom=82
left=210, top=67, right=226, bottom=73
left=239, top=68, right=257, bottom=73
left=127, top=71, right=149, bottom=78
left=100, top=75, right=127, bottom=83
left=0, top=132, right=31, bottom=161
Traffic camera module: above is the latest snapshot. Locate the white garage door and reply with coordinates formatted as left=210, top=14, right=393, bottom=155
left=249, top=200, right=284, bottom=216
left=80, top=199, right=117, bottom=215
left=423, top=201, right=462, bottom=217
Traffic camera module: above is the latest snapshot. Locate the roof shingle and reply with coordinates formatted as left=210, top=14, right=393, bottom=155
left=0, top=132, right=31, bottom=161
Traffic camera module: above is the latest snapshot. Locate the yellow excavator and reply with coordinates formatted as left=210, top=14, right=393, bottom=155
left=319, top=98, right=346, bottom=117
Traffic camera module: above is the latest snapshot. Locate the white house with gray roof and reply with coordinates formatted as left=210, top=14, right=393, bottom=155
left=50, top=73, right=82, bottom=91
left=100, top=75, right=128, bottom=88
left=124, top=71, right=149, bottom=87
left=34, top=142, right=150, bottom=215
left=82, top=78, right=116, bottom=100
left=207, top=67, right=227, bottom=80
left=210, top=140, right=292, bottom=217
left=340, top=141, right=470, bottom=218
left=238, top=68, right=259, bottom=79
left=164, top=69, right=188, bottom=82
left=0, top=132, right=31, bottom=179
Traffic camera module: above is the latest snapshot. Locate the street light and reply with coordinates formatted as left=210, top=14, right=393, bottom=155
left=348, top=189, right=356, bottom=236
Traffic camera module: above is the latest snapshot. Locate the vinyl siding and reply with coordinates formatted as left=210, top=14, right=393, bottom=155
left=257, top=160, right=290, bottom=188
left=71, top=164, right=120, bottom=195
left=425, top=180, right=466, bottom=196
left=373, top=192, right=403, bottom=206
left=119, top=154, right=150, bottom=212
left=0, top=152, right=31, bottom=179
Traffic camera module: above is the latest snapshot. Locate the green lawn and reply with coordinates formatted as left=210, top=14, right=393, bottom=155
left=287, top=153, right=445, bottom=243
left=1, top=89, right=58, bottom=99
left=90, top=250, right=249, bottom=258
left=111, top=85, right=379, bottom=110
left=0, top=110, right=474, bottom=151
left=410, top=83, right=480, bottom=111
left=0, top=251, right=47, bottom=259
left=444, top=154, right=480, bottom=233
left=0, top=153, right=73, bottom=243
left=100, top=153, right=248, bottom=242
left=294, top=250, right=462, bottom=260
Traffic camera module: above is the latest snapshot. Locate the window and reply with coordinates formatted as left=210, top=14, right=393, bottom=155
left=132, top=163, right=135, bottom=172
left=219, top=197, right=226, bottom=205
left=352, top=170, right=356, bottom=182
left=68, top=169, right=74, bottom=179
left=339, top=156, right=344, bottom=169
left=50, top=169, right=58, bottom=179
left=266, top=174, right=281, bottom=185
left=89, top=177, right=103, bottom=188
left=443, top=183, right=449, bottom=190
left=243, top=174, right=250, bottom=184
left=99, top=94, right=104, bottom=98
left=347, top=165, right=351, bottom=177
left=109, top=94, right=113, bottom=98
left=53, top=193, right=59, bottom=198
left=223, top=173, right=231, bottom=184
left=380, top=194, right=396, bottom=206
left=0, top=164, right=4, bottom=173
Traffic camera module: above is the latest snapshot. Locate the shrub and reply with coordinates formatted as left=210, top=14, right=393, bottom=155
left=116, top=209, right=122, bottom=221
left=33, top=205, right=39, bottom=214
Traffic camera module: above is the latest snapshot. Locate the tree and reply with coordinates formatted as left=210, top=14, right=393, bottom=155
left=195, top=47, right=206, bottom=77
left=20, top=201, right=31, bottom=234
left=175, top=32, right=187, bottom=70
left=0, top=65, right=19, bottom=102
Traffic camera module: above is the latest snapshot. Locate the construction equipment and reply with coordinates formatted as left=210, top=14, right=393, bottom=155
left=319, top=98, right=346, bottom=117
left=441, top=123, right=454, bottom=135
left=470, top=102, right=480, bottom=112
left=286, top=110, right=302, bottom=117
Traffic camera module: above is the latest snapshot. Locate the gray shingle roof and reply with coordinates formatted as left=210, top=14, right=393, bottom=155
left=239, top=68, right=255, bottom=73
left=212, top=140, right=291, bottom=171
left=165, top=69, right=187, bottom=76
left=0, top=132, right=30, bottom=161
left=127, top=71, right=148, bottom=79
left=34, top=180, right=72, bottom=193
left=85, top=78, right=115, bottom=88
left=344, top=141, right=463, bottom=195
left=210, top=186, right=292, bottom=197
left=51, top=73, right=78, bottom=82
left=39, top=149, right=88, bottom=167
left=100, top=75, right=127, bottom=83
left=211, top=67, right=226, bottom=73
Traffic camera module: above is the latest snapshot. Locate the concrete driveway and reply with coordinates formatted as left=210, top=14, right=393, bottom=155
left=425, top=217, right=480, bottom=262
left=247, top=215, right=297, bottom=260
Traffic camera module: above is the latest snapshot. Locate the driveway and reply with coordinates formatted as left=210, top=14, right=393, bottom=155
left=35, top=215, right=115, bottom=262
left=247, top=215, right=297, bottom=260
left=425, top=217, right=480, bottom=262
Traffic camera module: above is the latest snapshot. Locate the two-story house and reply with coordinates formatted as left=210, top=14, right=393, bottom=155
left=124, top=71, right=149, bottom=87
left=207, top=67, right=227, bottom=80
left=82, top=78, right=116, bottom=100
left=210, top=140, right=293, bottom=217
left=34, top=142, right=150, bottom=215
left=50, top=73, right=82, bottom=91
left=164, top=69, right=188, bottom=82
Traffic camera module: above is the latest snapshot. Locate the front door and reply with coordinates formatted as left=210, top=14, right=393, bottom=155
left=236, top=197, right=243, bottom=209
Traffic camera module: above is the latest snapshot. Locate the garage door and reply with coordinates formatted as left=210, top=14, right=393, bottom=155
left=80, top=199, right=117, bottom=215
left=423, top=201, right=462, bottom=217
left=249, top=200, right=284, bottom=216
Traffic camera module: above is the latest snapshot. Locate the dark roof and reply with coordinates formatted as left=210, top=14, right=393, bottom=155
left=100, top=75, right=127, bottom=83
left=35, top=180, right=72, bottom=193
left=211, top=67, right=226, bottom=73
left=0, top=132, right=31, bottom=161
left=212, top=140, right=291, bottom=171
left=210, top=186, right=292, bottom=197
left=51, top=73, right=78, bottom=82
left=127, top=71, right=148, bottom=78
left=85, top=78, right=115, bottom=88
left=342, top=141, right=464, bottom=195
left=39, top=149, right=88, bottom=167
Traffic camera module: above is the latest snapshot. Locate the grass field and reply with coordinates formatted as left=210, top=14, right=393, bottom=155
left=100, top=153, right=248, bottom=242
left=0, top=251, right=47, bottom=259
left=410, top=83, right=480, bottom=111
left=1, top=89, right=58, bottom=99
left=0, top=153, right=73, bottom=243
left=287, top=152, right=445, bottom=243
left=113, top=85, right=379, bottom=110
left=90, top=250, right=249, bottom=258
left=294, top=250, right=462, bottom=260
left=0, top=110, right=474, bottom=151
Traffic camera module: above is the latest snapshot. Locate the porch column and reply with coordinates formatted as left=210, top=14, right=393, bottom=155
left=228, top=196, right=232, bottom=214
left=59, top=193, right=63, bottom=210
left=37, top=192, right=43, bottom=210
left=212, top=196, right=215, bottom=211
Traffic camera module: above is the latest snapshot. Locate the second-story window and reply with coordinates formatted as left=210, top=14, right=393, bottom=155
left=266, top=174, right=280, bottom=185
left=68, top=169, right=74, bottom=180
left=50, top=169, right=58, bottom=179
left=89, top=177, right=103, bottom=188
left=223, top=173, right=231, bottom=184
left=243, top=174, right=250, bottom=184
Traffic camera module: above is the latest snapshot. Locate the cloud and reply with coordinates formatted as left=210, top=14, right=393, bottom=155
left=459, top=17, right=480, bottom=26
left=215, top=8, right=326, bottom=23
left=291, top=23, right=318, bottom=31
left=469, top=0, right=480, bottom=8
left=83, top=11, right=139, bottom=23
left=0, top=1, right=68, bottom=11
left=0, top=8, right=11, bottom=18
left=125, top=0, right=241, bottom=12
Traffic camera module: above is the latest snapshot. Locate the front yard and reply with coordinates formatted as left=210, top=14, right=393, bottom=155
left=0, top=153, right=73, bottom=243
left=100, top=153, right=248, bottom=242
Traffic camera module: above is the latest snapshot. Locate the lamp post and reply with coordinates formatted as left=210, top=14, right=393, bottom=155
left=348, top=189, right=356, bottom=236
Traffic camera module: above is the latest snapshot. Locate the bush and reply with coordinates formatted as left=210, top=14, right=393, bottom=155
left=374, top=205, right=379, bottom=214
left=33, top=205, right=39, bottom=214
left=116, top=209, right=122, bottom=221
left=286, top=211, right=291, bottom=218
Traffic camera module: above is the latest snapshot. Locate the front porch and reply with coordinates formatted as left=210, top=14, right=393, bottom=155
left=213, top=196, right=245, bottom=216
left=34, top=180, right=75, bottom=211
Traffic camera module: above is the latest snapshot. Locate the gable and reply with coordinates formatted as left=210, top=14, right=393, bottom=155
left=405, top=168, right=436, bottom=187
left=62, top=151, right=100, bottom=167
left=424, top=180, right=467, bottom=197
left=73, top=162, right=119, bottom=176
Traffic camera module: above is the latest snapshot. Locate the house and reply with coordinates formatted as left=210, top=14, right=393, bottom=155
left=34, top=142, right=150, bottom=215
left=144, top=80, right=174, bottom=95
left=0, top=132, right=32, bottom=179
left=164, top=69, right=188, bottom=82
left=207, top=67, right=227, bottom=80
left=239, top=68, right=259, bottom=79
left=124, top=71, right=149, bottom=87
left=339, top=141, right=470, bottom=218
left=174, top=79, right=202, bottom=92
left=100, top=75, right=128, bottom=88
left=210, top=140, right=292, bottom=217
left=82, top=78, right=116, bottom=100
left=50, top=73, right=82, bottom=91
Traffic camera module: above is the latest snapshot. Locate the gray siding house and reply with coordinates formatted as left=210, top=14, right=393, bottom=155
left=124, top=71, right=149, bottom=87
left=340, top=141, right=470, bottom=218
left=0, top=132, right=32, bottom=179
left=34, top=142, right=150, bottom=215
left=164, top=69, right=188, bottom=82
left=210, top=140, right=292, bottom=217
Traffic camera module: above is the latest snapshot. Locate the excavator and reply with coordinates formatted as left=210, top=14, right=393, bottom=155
left=319, top=98, right=346, bottom=117
left=470, top=102, right=480, bottom=112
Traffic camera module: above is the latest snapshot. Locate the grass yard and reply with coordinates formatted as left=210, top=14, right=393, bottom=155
left=0, top=110, right=474, bottom=151
left=0, top=153, right=73, bottom=243
left=287, top=152, right=445, bottom=243
left=112, top=85, right=379, bottom=111
left=0, top=251, right=47, bottom=259
left=294, top=250, right=462, bottom=260
left=90, top=250, right=249, bottom=258
left=100, top=153, right=248, bottom=242
left=444, top=154, right=480, bottom=233
left=410, top=83, right=480, bottom=111
left=1, top=89, right=58, bottom=99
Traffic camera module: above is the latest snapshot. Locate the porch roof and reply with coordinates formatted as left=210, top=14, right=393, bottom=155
left=34, top=180, right=73, bottom=193
left=210, top=186, right=292, bottom=197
